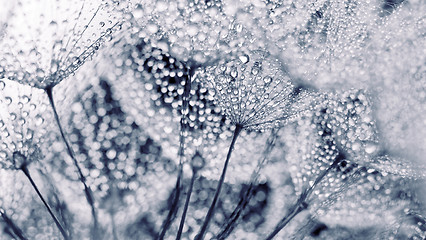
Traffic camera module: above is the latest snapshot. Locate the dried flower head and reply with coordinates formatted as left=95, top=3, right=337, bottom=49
left=197, top=50, right=321, bottom=131
left=0, top=0, right=122, bottom=89
left=0, top=80, right=49, bottom=169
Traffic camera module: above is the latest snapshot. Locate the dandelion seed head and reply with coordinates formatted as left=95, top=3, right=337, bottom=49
left=0, top=0, right=123, bottom=89
left=198, top=50, right=321, bottom=131
left=0, top=80, right=49, bottom=169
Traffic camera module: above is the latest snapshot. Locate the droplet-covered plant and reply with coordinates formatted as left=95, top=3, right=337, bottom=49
left=193, top=50, right=321, bottom=239
left=0, top=1, right=125, bottom=235
left=0, top=0, right=122, bottom=89
left=266, top=89, right=426, bottom=238
left=0, top=80, right=69, bottom=239
left=128, top=0, right=262, bottom=68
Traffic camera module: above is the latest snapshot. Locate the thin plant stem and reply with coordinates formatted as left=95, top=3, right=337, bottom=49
left=216, top=129, right=279, bottom=240
left=45, top=86, right=99, bottom=237
left=0, top=208, right=28, bottom=240
left=195, top=124, right=243, bottom=240
left=21, top=165, right=69, bottom=240
left=157, top=68, right=193, bottom=240
left=110, top=211, right=118, bottom=240
left=176, top=169, right=198, bottom=240
left=264, top=155, right=343, bottom=240
left=265, top=203, right=306, bottom=240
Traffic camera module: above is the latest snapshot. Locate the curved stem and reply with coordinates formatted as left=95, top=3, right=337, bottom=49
left=195, top=124, right=243, bottom=240
left=45, top=87, right=99, bottom=237
left=264, top=155, right=342, bottom=240
left=0, top=208, right=28, bottom=240
left=176, top=170, right=197, bottom=240
left=21, top=166, right=69, bottom=240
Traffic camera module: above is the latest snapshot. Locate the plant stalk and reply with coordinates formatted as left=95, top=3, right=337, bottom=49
left=176, top=169, right=198, bottom=240
left=21, top=166, right=69, bottom=240
left=264, top=155, right=342, bottom=240
left=45, top=86, right=99, bottom=237
left=110, top=211, right=118, bottom=240
left=157, top=68, right=193, bottom=240
left=195, top=124, right=243, bottom=240
left=0, top=208, right=28, bottom=240
left=216, top=129, right=279, bottom=239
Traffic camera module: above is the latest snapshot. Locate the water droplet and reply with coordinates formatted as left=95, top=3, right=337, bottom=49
left=5, top=97, right=12, bottom=105
left=10, top=113, right=17, bottom=120
left=239, top=54, right=249, bottom=64
left=133, top=4, right=144, bottom=19
left=230, top=68, right=238, bottom=78
left=365, top=142, right=378, bottom=155
left=0, top=81, right=5, bottom=90
left=147, top=23, right=158, bottom=34
left=18, top=117, right=26, bottom=126
left=263, top=76, right=272, bottom=84
left=99, top=21, right=105, bottom=27
left=0, top=150, right=7, bottom=159
left=251, top=67, right=259, bottom=75
left=187, top=24, right=198, bottom=37
left=235, top=23, right=243, bottom=33
left=21, top=95, right=30, bottom=104
left=36, top=68, right=45, bottom=78
left=35, top=115, right=44, bottom=126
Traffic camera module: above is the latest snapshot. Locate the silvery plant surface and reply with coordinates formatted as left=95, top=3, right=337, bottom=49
left=0, top=0, right=425, bottom=240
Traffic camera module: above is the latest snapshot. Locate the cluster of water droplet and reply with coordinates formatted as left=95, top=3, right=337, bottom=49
left=126, top=40, right=235, bottom=150
left=277, top=88, right=426, bottom=235
left=0, top=0, right=123, bottom=89
left=197, top=50, right=319, bottom=131
left=129, top=0, right=261, bottom=66
left=0, top=80, right=50, bottom=170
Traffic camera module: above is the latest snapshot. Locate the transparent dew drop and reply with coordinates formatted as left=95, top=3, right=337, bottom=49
left=26, top=129, right=34, bottom=140
left=230, top=68, right=238, bottom=78
left=239, top=54, right=249, bottom=64
left=5, top=97, right=12, bottom=105
left=35, top=115, right=44, bottom=126
left=133, top=4, right=144, bottom=19
left=0, top=150, right=7, bottom=159
left=2, top=130, right=9, bottom=138
left=251, top=62, right=261, bottom=75
left=21, top=95, right=30, bottom=104
left=235, top=23, right=243, bottom=33
left=147, top=24, right=158, bottom=34
left=36, top=68, right=45, bottom=78
left=365, top=142, right=378, bottom=155
left=0, top=120, right=4, bottom=128
left=18, top=117, right=26, bottom=126
left=99, top=21, right=105, bottom=27
left=0, top=81, right=5, bottom=90
left=263, top=76, right=272, bottom=84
